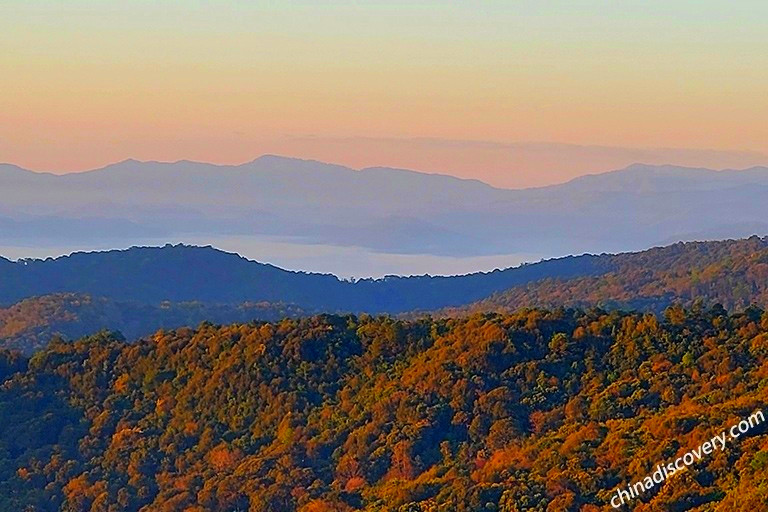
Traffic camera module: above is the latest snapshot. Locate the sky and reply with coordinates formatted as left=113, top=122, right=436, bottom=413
left=2, top=1, right=768, bottom=188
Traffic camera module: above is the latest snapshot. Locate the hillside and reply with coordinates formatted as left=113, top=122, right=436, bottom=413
left=0, top=307, right=766, bottom=510
left=0, top=243, right=610, bottom=312
left=3, top=238, right=767, bottom=315
left=4, top=238, right=768, bottom=355
left=0, top=293, right=307, bottom=355
left=461, top=236, right=768, bottom=315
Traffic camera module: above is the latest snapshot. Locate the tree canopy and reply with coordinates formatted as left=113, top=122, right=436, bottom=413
left=1, top=306, right=767, bottom=511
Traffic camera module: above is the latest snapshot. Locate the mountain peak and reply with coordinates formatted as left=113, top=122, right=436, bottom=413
left=245, top=155, right=357, bottom=175
left=619, top=162, right=714, bottom=174
left=250, top=154, right=335, bottom=167
left=102, top=158, right=145, bottom=169
left=251, top=154, right=303, bottom=164
left=0, top=163, right=27, bottom=174
left=561, top=162, right=721, bottom=187
left=0, top=163, right=55, bottom=179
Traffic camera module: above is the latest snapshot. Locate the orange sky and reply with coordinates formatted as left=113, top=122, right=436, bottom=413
left=2, top=1, right=767, bottom=188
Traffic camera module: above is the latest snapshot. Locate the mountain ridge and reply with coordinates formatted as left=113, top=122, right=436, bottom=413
left=453, top=235, right=768, bottom=316
left=2, top=156, right=768, bottom=265
left=5, top=154, right=768, bottom=190
left=0, top=242, right=611, bottom=311
left=4, top=237, right=768, bottom=355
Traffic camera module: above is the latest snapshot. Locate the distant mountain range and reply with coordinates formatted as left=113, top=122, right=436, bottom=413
left=2, top=156, right=768, bottom=258
left=3, top=237, right=768, bottom=354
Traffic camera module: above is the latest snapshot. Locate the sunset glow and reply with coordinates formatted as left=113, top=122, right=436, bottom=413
left=2, top=1, right=768, bottom=187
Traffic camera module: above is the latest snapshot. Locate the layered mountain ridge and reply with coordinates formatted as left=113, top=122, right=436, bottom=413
left=2, top=157, right=767, bottom=259
left=3, top=237, right=768, bottom=354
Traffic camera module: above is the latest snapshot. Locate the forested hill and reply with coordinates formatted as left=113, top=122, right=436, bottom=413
left=4, top=238, right=768, bottom=355
left=0, top=244, right=611, bottom=312
left=460, top=235, right=768, bottom=315
left=3, top=238, right=768, bottom=316
left=1, top=307, right=766, bottom=510
left=0, top=293, right=308, bottom=355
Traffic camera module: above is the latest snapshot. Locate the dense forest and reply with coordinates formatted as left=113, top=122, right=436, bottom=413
left=1, top=306, right=767, bottom=511
left=0, top=293, right=307, bottom=355
left=458, top=236, right=768, bottom=316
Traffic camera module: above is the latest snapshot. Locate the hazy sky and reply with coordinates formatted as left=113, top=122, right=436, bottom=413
left=2, top=1, right=767, bottom=188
